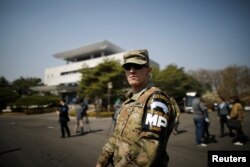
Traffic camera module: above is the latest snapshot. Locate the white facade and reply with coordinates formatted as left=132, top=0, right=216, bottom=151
left=44, top=52, right=125, bottom=86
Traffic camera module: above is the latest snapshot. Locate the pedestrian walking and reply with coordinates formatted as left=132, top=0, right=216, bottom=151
left=218, top=96, right=231, bottom=137
left=202, top=100, right=211, bottom=140
left=228, top=96, right=246, bottom=146
left=57, top=99, right=71, bottom=138
left=75, top=99, right=87, bottom=135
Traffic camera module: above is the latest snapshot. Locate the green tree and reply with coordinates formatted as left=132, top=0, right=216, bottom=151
left=0, top=88, right=18, bottom=112
left=0, top=77, right=17, bottom=111
left=0, top=76, right=10, bottom=88
left=78, top=62, right=206, bottom=111
left=12, top=77, right=42, bottom=96
left=153, top=64, right=204, bottom=103
left=78, top=59, right=127, bottom=108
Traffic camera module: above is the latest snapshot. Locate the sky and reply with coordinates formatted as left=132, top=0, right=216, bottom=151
left=1, top=0, right=250, bottom=82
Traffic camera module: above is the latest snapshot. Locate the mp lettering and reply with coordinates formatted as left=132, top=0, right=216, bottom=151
left=145, top=113, right=167, bottom=128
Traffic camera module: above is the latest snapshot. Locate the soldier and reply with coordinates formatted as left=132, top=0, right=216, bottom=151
left=96, top=49, right=176, bottom=167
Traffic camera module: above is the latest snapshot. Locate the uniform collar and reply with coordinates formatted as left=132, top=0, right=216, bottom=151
left=125, top=81, right=154, bottom=103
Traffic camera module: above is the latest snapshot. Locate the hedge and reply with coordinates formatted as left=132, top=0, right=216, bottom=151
left=14, top=95, right=60, bottom=107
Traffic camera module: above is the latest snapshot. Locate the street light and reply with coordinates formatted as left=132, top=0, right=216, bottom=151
left=107, top=82, right=113, bottom=112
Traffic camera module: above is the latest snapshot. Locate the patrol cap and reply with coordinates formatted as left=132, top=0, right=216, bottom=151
left=122, top=49, right=149, bottom=67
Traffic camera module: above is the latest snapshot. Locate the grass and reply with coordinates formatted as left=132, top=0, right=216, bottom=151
left=69, top=110, right=114, bottom=118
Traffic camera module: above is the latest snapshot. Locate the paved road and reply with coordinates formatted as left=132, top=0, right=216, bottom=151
left=0, top=111, right=249, bottom=167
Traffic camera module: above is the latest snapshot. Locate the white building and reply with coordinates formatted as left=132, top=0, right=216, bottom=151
left=32, top=40, right=159, bottom=103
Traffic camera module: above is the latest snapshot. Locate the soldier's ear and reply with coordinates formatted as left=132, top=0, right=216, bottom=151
left=148, top=67, right=152, bottom=72
left=146, top=67, right=152, bottom=75
left=149, top=73, right=153, bottom=81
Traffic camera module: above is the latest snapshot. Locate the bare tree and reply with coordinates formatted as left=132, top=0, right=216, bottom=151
left=189, top=65, right=250, bottom=101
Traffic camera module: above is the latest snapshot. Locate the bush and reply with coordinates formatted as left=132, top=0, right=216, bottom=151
left=13, top=95, right=60, bottom=114
left=15, top=95, right=60, bottom=107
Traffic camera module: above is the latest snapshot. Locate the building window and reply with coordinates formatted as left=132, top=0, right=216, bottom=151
left=61, top=70, right=80, bottom=76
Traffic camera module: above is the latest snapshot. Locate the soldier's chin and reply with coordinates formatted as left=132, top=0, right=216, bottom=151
left=129, top=82, right=141, bottom=88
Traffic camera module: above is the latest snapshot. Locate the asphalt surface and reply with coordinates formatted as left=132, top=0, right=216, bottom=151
left=0, top=111, right=249, bottom=167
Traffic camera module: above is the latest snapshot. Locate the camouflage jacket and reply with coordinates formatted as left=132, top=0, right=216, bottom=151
left=97, top=82, right=176, bottom=167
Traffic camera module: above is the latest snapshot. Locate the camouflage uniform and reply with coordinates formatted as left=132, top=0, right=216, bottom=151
left=97, top=82, right=176, bottom=167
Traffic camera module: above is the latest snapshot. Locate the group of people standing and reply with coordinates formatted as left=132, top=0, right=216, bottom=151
left=57, top=99, right=88, bottom=138
left=192, top=93, right=246, bottom=147
left=218, top=95, right=246, bottom=146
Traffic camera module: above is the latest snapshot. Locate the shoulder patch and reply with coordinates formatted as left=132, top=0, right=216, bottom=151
left=150, top=101, right=169, bottom=114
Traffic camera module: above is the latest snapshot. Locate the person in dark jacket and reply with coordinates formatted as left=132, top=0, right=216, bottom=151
left=202, top=99, right=211, bottom=140
left=58, top=99, right=71, bottom=138
left=218, top=96, right=231, bottom=137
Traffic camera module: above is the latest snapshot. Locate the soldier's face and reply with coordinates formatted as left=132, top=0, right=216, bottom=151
left=124, top=63, right=151, bottom=89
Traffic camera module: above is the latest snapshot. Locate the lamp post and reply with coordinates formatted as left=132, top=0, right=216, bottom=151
left=107, top=82, right=113, bottom=112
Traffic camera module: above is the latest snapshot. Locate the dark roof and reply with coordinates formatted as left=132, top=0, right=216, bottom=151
left=53, top=40, right=124, bottom=61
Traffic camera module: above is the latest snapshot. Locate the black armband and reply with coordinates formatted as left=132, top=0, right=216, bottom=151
left=141, top=91, right=173, bottom=136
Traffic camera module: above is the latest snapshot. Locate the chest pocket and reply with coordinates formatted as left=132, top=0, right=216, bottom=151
left=128, top=102, right=144, bottom=128
left=119, top=102, right=144, bottom=142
